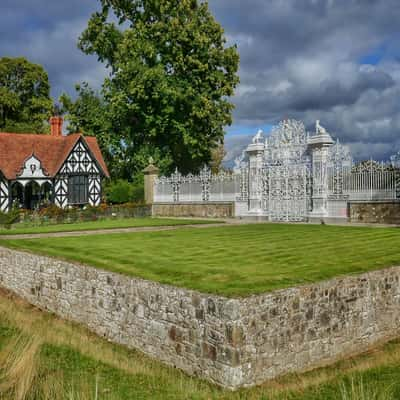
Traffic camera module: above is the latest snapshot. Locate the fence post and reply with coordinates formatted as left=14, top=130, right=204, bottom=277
left=245, top=132, right=266, bottom=215
left=308, top=130, right=334, bottom=222
left=143, top=162, right=160, bottom=205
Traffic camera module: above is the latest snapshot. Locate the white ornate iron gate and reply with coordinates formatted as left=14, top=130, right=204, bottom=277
left=263, top=163, right=311, bottom=222
left=260, top=120, right=312, bottom=221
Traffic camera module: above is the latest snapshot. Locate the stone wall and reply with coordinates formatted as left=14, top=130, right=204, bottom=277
left=0, top=247, right=242, bottom=388
left=152, top=202, right=234, bottom=218
left=349, top=201, right=400, bottom=224
left=1, top=246, right=400, bottom=389
left=236, top=269, right=400, bottom=386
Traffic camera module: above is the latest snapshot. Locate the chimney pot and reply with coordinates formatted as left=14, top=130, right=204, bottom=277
left=50, top=116, right=63, bottom=136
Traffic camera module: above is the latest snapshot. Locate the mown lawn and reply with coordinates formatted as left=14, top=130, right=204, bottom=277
left=0, top=217, right=218, bottom=235
left=1, top=288, right=400, bottom=400
left=1, top=224, right=400, bottom=297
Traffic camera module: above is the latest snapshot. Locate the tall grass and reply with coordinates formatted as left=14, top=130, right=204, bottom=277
left=0, top=336, right=102, bottom=400
left=340, top=377, right=394, bottom=400
left=0, top=334, right=41, bottom=400
left=39, top=374, right=100, bottom=400
left=0, top=324, right=105, bottom=400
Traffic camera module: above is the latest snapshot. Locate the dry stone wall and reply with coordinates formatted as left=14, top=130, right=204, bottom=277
left=152, top=202, right=234, bottom=218
left=349, top=201, right=400, bottom=224
left=0, top=247, right=242, bottom=388
left=236, top=270, right=400, bottom=386
left=0, top=246, right=400, bottom=389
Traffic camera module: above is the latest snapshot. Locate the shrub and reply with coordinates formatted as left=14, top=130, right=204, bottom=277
left=80, top=205, right=99, bottom=221
left=130, top=182, right=144, bottom=203
left=38, top=204, right=66, bottom=222
left=104, top=179, right=144, bottom=204
left=104, top=180, right=133, bottom=204
left=0, top=207, right=20, bottom=229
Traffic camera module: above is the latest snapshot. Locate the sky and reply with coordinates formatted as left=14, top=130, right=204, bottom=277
left=1, top=0, right=400, bottom=164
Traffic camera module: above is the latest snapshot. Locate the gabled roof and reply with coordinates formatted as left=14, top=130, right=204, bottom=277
left=83, top=136, right=110, bottom=178
left=0, top=132, right=110, bottom=180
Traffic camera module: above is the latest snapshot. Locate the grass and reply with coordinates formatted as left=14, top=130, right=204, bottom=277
left=1, top=288, right=400, bottom=399
left=0, top=217, right=219, bottom=235
left=1, top=224, right=400, bottom=297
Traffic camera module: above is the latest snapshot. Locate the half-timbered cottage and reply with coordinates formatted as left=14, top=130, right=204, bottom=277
left=0, top=117, right=109, bottom=212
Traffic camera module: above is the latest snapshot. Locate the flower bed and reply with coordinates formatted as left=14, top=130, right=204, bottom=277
left=5, top=203, right=151, bottom=229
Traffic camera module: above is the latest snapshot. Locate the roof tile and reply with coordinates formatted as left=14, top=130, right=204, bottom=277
left=0, top=132, right=110, bottom=180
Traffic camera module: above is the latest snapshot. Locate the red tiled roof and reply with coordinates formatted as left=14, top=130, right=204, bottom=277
left=84, top=136, right=110, bottom=178
left=0, top=132, right=110, bottom=180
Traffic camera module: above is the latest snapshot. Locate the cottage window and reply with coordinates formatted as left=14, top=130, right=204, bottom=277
left=68, top=175, right=88, bottom=204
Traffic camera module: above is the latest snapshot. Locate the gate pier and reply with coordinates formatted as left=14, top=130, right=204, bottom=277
left=246, top=131, right=268, bottom=218
left=308, top=131, right=334, bottom=222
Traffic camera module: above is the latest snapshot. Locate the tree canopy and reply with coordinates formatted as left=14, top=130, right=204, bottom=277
left=0, top=57, right=53, bottom=133
left=63, top=0, right=239, bottom=177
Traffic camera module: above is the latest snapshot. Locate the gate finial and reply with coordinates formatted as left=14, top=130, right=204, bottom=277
left=252, top=129, right=264, bottom=144
left=315, top=120, right=328, bottom=135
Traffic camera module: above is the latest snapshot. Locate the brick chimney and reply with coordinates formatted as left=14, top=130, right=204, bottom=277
left=50, top=116, right=63, bottom=137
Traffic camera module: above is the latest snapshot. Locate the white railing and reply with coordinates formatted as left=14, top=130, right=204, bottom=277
left=343, top=171, right=397, bottom=201
left=178, top=175, right=202, bottom=202
left=156, top=164, right=399, bottom=205
left=209, top=174, right=241, bottom=202
left=153, top=168, right=241, bottom=203
left=154, top=178, right=176, bottom=202
left=328, top=164, right=398, bottom=201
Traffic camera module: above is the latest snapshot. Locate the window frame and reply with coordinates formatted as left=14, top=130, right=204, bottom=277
left=68, top=174, right=89, bottom=205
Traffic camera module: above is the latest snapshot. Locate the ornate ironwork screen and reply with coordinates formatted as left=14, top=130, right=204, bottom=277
left=153, top=119, right=400, bottom=220
left=262, top=120, right=312, bottom=221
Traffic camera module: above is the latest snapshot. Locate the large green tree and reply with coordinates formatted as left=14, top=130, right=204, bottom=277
left=60, top=83, right=172, bottom=179
left=69, top=0, right=239, bottom=176
left=60, top=84, right=117, bottom=173
left=0, top=57, right=53, bottom=133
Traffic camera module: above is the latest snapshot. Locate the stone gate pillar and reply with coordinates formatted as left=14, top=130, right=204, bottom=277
left=245, top=131, right=266, bottom=216
left=143, top=161, right=159, bottom=204
left=308, top=123, right=334, bottom=222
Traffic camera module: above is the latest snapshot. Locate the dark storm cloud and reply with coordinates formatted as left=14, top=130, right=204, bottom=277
left=0, top=1, right=104, bottom=98
left=1, top=1, right=400, bottom=161
left=236, top=67, right=395, bottom=118
left=209, top=0, right=400, bottom=162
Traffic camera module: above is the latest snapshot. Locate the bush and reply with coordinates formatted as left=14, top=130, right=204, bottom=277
left=81, top=204, right=99, bottom=221
left=104, top=180, right=132, bottom=204
left=0, top=207, right=20, bottom=229
left=104, top=179, right=144, bottom=204
left=130, top=182, right=144, bottom=203
left=38, top=204, right=65, bottom=222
